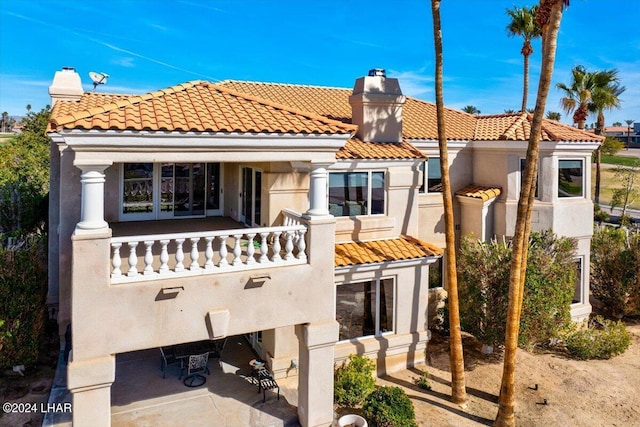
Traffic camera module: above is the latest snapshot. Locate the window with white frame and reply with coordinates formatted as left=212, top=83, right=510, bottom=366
left=558, top=159, right=584, bottom=198
left=419, top=158, right=442, bottom=193
left=328, top=171, right=385, bottom=217
left=121, top=162, right=222, bottom=220
left=519, top=158, right=539, bottom=198
left=336, top=278, right=394, bottom=341
left=572, top=257, right=583, bottom=304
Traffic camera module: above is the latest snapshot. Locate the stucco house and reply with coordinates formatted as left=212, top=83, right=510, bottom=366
left=46, top=67, right=602, bottom=426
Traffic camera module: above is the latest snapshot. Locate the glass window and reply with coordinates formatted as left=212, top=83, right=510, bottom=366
left=122, top=163, right=153, bottom=214
left=427, top=158, right=442, bottom=192
left=328, top=171, right=385, bottom=217
left=520, top=159, right=539, bottom=198
left=122, top=162, right=221, bottom=219
left=558, top=159, right=584, bottom=198
left=428, top=258, right=443, bottom=289
left=573, top=258, right=583, bottom=304
left=336, top=278, right=394, bottom=341
left=419, top=158, right=442, bottom=193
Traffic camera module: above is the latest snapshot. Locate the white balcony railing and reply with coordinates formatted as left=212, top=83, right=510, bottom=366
left=110, top=223, right=307, bottom=284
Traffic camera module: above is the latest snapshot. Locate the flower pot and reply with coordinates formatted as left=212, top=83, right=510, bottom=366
left=338, top=414, right=368, bottom=427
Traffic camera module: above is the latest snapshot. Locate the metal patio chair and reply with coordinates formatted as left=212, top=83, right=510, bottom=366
left=160, top=346, right=179, bottom=379
left=179, top=352, right=210, bottom=387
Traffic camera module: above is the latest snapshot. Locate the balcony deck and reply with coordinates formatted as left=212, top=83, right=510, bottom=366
left=108, top=214, right=308, bottom=284
left=110, top=216, right=246, bottom=238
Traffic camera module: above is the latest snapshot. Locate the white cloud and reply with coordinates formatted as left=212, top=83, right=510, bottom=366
left=113, top=57, right=135, bottom=68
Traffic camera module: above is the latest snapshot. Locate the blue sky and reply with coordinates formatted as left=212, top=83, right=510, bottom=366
left=1, top=0, right=638, bottom=127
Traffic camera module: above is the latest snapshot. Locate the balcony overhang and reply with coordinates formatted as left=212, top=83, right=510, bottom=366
left=48, top=130, right=350, bottom=163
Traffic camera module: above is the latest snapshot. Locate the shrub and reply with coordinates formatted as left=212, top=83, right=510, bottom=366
left=414, top=370, right=431, bottom=390
left=362, top=386, right=417, bottom=427
left=458, top=230, right=576, bottom=347
left=0, top=234, right=48, bottom=368
left=563, top=316, right=630, bottom=360
left=334, top=354, right=376, bottom=407
left=591, top=227, right=640, bottom=318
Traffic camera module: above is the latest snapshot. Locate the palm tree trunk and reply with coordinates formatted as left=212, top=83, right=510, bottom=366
left=431, top=0, right=467, bottom=405
left=521, top=53, right=529, bottom=112
left=595, top=148, right=602, bottom=204
left=495, top=2, right=565, bottom=426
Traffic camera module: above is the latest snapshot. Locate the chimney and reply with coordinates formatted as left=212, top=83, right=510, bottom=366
left=49, top=67, right=83, bottom=106
left=349, top=68, right=406, bottom=143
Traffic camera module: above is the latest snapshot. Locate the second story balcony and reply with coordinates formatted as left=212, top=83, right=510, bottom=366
left=109, top=212, right=308, bottom=284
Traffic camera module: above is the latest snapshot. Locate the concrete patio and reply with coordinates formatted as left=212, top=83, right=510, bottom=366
left=45, top=335, right=301, bottom=427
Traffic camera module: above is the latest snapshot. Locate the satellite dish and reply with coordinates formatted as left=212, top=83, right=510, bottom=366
left=89, top=71, right=109, bottom=90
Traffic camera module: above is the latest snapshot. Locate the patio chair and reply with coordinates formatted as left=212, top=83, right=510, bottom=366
left=179, top=352, right=210, bottom=387
left=160, top=346, right=179, bottom=379
left=256, top=368, right=280, bottom=403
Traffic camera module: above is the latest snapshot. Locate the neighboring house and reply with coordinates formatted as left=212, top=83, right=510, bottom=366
left=46, top=67, right=602, bottom=427
left=599, top=124, right=640, bottom=147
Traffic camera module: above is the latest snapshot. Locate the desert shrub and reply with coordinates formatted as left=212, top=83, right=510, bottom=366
left=591, top=227, right=640, bottom=318
left=0, top=234, right=48, bottom=368
left=413, top=370, right=431, bottom=390
left=458, top=230, right=576, bottom=347
left=0, top=106, right=50, bottom=236
left=563, top=316, right=630, bottom=360
left=334, top=354, right=376, bottom=407
left=362, top=386, right=417, bottom=427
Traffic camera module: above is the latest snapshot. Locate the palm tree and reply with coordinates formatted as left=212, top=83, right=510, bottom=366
left=588, top=78, right=625, bottom=203
left=546, top=111, right=561, bottom=121
left=556, top=66, right=621, bottom=131
left=625, top=119, right=634, bottom=149
left=430, top=0, right=467, bottom=405
left=1, top=111, right=7, bottom=133
left=504, top=109, right=517, bottom=114
left=506, top=5, right=542, bottom=112
left=462, top=105, right=481, bottom=115
left=613, top=121, right=622, bottom=127
left=26, top=104, right=32, bottom=113
left=495, top=1, right=568, bottom=426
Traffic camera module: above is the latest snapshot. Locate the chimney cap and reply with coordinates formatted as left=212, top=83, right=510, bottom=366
left=368, top=68, right=386, bottom=77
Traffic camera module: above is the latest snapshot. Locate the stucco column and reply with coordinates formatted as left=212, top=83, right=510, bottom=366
left=305, top=163, right=331, bottom=217
left=76, top=164, right=109, bottom=233
left=67, top=355, right=115, bottom=427
left=296, top=321, right=339, bottom=427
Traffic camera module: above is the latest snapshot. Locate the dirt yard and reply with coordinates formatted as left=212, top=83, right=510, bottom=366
left=376, top=321, right=640, bottom=427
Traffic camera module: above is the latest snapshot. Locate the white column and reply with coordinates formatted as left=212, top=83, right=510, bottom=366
left=76, top=164, right=109, bottom=233
left=305, top=163, right=331, bottom=217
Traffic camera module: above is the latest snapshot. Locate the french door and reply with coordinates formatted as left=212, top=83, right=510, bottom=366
left=241, top=167, right=262, bottom=226
left=121, top=162, right=222, bottom=221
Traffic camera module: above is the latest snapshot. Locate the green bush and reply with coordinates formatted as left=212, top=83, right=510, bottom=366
left=413, top=370, right=431, bottom=390
left=591, top=227, right=640, bottom=318
left=0, top=234, right=48, bottom=368
left=458, top=230, right=576, bottom=347
left=334, top=354, right=376, bottom=407
left=362, top=386, right=417, bottom=427
left=563, top=316, right=630, bottom=360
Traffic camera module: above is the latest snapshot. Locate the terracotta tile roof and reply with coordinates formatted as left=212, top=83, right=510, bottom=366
left=49, top=80, right=603, bottom=149
left=218, top=80, right=476, bottom=140
left=456, top=184, right=502, bottom=201
left=337, top=137, right=426, bottom=160
left=335, top=235, right=443, bottom=268
left=474, top=113, right=604, bottom=142
left=48, top=81, right=356, bottom=135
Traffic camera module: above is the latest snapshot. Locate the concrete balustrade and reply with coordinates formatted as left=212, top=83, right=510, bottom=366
left=110, top=224, right=308, bottom=283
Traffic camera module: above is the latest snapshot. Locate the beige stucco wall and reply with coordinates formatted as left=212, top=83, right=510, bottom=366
left=333, top=261, right=432, bottom=375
